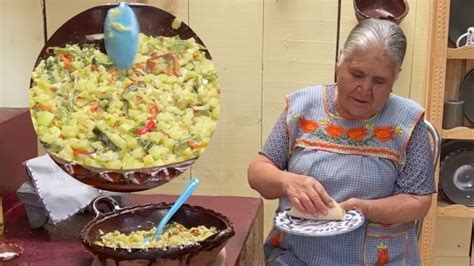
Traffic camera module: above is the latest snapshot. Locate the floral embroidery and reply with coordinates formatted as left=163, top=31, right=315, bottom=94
left=296, top=138, right=401, bottom=162
left=347, top=127, right=368, bottom=141
left=270, top=231, right=281, bottom=247
left=295, top=114, right=401, bottom=145
left=298, top=117, right=318, bottom=133
left=374, top=126, right=396, bottom=142
left=325, top=124, right=344, bottom=138
left=293, top=114, right=404, bottom=162
left=376, top=242, right=389, bottom=266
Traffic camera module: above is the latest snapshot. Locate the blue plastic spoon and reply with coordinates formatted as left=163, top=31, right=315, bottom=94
left=152, top=178, right=200, bottom=241
left=104, top=2, right=139, bottom=69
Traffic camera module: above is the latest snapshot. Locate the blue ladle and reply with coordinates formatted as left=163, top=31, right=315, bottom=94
left=104, top=2, right=139, bottom=69
left=151, top=177, right=200, bottom=242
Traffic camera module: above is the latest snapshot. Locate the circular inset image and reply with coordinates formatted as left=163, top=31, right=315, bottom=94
left=29, top=4, right=220, bottom=192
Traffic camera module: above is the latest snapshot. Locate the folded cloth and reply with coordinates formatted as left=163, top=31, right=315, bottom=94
left=24, top=155, right=100, bottom=224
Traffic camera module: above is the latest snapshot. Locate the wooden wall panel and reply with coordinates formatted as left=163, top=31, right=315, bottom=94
left=394, top=0, right=417, bottom=99
left=409, top=0, right=432, bottom=106
left=262, top=0, right=338, bottom=139
left=146, top=0, right=189, bottom=22
left=46, top=0, right=108, bottom=38
left=186, top=0, right=263, bottom=197
left=0, top=0, right=44, bottom=107
left=262, top=0, right=338, bottom=236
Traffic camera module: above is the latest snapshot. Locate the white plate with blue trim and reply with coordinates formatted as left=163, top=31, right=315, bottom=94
left=274, top=209, right=365, bottom=237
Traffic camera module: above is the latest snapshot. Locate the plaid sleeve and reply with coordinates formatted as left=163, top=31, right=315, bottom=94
left=394, top=120, right=436, bottom=195
left=260, top=110, right=289, bottom=170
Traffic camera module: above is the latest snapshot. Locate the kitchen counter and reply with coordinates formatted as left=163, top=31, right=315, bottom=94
left=1, top=194, right=264, bottom=265
left=0, top=108, right=37, bottom=194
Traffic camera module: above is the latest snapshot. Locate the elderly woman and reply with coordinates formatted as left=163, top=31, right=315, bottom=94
left=248, top=19, right=435, bottom=265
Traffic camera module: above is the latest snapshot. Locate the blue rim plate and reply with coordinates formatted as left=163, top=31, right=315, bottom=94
left=274, top=209, right=365, bottom=237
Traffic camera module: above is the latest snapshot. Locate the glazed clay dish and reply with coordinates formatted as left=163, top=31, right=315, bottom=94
left=353, top=0, right=409, bottom=24
left=80, top=197, right=235, bottom=265
left=28, top=4, right=220, bottom=192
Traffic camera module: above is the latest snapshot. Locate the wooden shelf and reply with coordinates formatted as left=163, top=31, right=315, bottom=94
left=441, top=126, right=474, bottom=139
left=437, top=199, right=474, bottom=217
left=423, top=1, right=474, bottom=264
left=447, top=47, right=474, bottom=60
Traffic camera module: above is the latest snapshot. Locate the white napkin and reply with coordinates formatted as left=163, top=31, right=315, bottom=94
left=24, top=155, right=100, bottom=224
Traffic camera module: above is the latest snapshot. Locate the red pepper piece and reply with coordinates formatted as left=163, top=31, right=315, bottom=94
left=59, top=54, right=74, bottom=69
left=90, top=102, right=100, bottom=112
left=72, top=148, right=93, bottom=156
left=188, top=140, right=201, bottom=149
left=136, top=119, right=156, bottom=136
left=149, top=103, right=160, bottom=118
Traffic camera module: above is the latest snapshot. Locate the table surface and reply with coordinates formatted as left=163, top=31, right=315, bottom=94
left=2, top=194, right=263, bottom=265
left=0, top=108, right=37, bottom=194
left=0, top=108, right=28, bottom=124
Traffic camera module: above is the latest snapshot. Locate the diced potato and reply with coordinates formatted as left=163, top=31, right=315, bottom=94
left=122, top=153, right=135, bottom=169
left=29, top=34, right=220, bottom=170
left=125, top=136, right=138, bottom=149
left=58, top=146, right=74, bottom=161
left=142, top=154, right=155, bottom=166
left=148, top=132, right=163, bottom=144
left=105, top=160, right=122, bottom=169
left=108, top=134, right=127, bottom=150
left=149, top=146, right=170, bottom=160
left=118, top=121, right=136, bottom=133
left=36, top=112, right=55, bottom=126
left=84, top=157, right=102, bottom=168
left=61, top=125, right=78, bottom=138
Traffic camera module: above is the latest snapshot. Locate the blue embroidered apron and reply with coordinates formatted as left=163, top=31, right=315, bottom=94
left=264, top=85, right=424, bottom=265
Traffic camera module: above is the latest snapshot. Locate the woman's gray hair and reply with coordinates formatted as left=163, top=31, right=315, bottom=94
left=338, top=18, right=407, bottom=72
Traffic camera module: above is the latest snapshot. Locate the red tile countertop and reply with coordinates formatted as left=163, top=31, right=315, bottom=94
left=1, top=194, right=263, bottom=265
left=0, top=108, right=37, bottom=199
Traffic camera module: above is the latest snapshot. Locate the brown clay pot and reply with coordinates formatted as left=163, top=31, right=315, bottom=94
left=49, top=154, right=196, bottom=193
left=353, top=0, right=409, bottom=25
left=80, top=196, right=235, bottom=265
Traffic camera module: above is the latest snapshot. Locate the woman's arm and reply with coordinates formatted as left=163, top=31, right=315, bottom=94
left=248, top=154, right=290, bottom=199
left=248, top=154, right=334, bottom=215
left=247, top=110, right=333, bottom=215
left=340, top=194, right=431, bottom=224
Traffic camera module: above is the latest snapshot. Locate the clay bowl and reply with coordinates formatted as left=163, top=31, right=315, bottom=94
left=30, top=4, right=214, bottom=192
left=353, top=0, right=409, bottom=24
left=50, top=154, right=196, bottom=192
left=80, top=196, right=235, bottom=265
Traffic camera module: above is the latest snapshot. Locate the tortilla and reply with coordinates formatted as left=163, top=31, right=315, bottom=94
left=287, top=199, right=346, bottom=221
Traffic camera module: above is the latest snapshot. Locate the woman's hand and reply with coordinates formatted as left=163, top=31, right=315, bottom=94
left=340, top=198, right=369, bottom=213
left=283, top=173, right=334, bottom=216
left=248, top=154, right=333, bottom=215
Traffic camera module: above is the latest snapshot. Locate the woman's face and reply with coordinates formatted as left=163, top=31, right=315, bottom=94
left=335, top=49, right=398, bottom=120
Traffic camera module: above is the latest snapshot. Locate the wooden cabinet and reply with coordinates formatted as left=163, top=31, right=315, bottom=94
left=421, top=0, right=474, bottom=264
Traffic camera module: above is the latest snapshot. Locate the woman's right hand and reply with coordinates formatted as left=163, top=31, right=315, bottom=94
left=283, top=173, right=334, bottom=216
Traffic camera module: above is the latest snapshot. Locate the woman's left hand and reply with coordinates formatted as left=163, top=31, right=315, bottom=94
left=340, top=198, right=369, bottom=214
